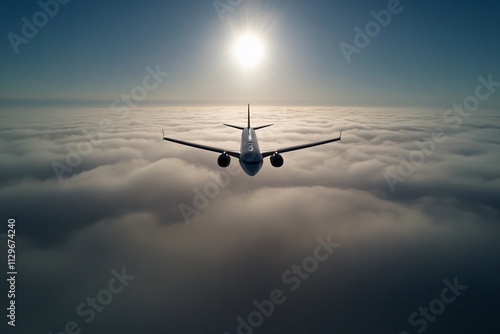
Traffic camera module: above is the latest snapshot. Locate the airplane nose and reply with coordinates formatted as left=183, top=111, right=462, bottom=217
left=240, top=151, right=263, bottom=176
left=240, top=160, right=262, bottom=176
left=243, top=165, right=260, bottom=176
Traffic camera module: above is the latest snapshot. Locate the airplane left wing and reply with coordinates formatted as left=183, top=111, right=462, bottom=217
left=163, top=133, right=240, bottom=158
left=261, top=130, right=342, bottom=158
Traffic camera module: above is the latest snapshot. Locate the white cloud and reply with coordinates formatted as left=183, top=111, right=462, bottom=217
left=1, top=106, right=499, bottom=333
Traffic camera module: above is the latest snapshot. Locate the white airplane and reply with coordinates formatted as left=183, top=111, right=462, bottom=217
left=163, top=105, right=342, bottom=176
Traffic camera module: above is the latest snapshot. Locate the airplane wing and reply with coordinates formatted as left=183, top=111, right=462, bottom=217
left=163, top=133, right=240, bottom=158
left=261, top=130, right=342, bottom=158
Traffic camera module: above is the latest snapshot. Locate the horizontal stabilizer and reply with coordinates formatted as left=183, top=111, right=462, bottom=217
left=254, top=124, right=274, bottom=130
left=223, top=123, right=245, bottom=130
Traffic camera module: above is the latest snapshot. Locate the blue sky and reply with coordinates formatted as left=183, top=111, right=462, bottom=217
left=1, top=0, right=499, bottom=106
left=1, top=3, right=500, bottom=334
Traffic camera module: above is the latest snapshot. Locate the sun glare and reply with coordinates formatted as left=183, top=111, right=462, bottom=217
left=233, top=34, right=264, bottom=68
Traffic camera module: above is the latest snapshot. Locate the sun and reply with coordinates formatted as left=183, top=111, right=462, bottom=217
left=233, top=34, right=264, bottom=68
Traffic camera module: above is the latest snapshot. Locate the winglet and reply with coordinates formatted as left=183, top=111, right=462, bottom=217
left=162, top=128, right=165, bottom=140
left=247, top=104, right=250, bottom=129
left=339, top=129, right=343, bottom=141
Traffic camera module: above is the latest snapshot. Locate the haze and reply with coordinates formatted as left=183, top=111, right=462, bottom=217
left=1, top=1, right=499, bottom=334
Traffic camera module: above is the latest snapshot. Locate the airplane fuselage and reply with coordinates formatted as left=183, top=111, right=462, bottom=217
left=239, top=128, right=264, bottom=176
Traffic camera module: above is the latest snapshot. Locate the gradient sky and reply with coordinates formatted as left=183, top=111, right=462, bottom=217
left=1, top=2, right=500, bottom=333
left=1, top=0, right=500, bottom=106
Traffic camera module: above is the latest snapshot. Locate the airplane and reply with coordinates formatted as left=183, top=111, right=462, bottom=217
left=162, top=104, right=342, bottom=176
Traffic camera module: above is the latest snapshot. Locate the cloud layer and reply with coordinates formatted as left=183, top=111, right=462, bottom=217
left=0, top=106, right=499, bottom=334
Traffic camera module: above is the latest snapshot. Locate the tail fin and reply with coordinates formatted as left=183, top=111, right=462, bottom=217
left=223, top=105, right=249, bottom=130
left=224, top=104, right=272, bottom=130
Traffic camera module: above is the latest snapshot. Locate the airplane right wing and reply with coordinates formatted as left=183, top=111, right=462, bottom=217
left=163, top=132, right=240, bottom=158
left=261, top=130, right=342, bottom=158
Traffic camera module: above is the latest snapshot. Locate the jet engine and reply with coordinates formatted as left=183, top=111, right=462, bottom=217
left=217, top=153, right=231, bottom=167
left=270, top=153, right=284, bottom=167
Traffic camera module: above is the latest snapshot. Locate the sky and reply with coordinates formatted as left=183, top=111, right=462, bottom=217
left=1, top=1, right=500, bottom=334
left=1, top=0, right=500, bottom=106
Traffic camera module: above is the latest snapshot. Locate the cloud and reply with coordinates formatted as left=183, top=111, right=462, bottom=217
left=1, top=106, right=499, bottom=333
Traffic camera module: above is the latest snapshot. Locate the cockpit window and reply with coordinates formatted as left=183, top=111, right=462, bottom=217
left=242, top=159, right=262, bottom=165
